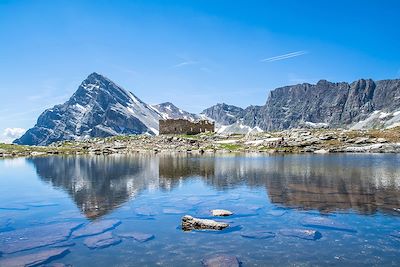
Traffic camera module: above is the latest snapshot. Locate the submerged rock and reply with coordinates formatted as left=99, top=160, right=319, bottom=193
left=83, top=232, right=121, bottom=249
left=266, top=210, right=287, bottom=217
left=72, top=219, right=121, bottom=238
left=163, top=208, right=185, bottom=215
left=26, top=202, right=59, bottom=208
left=301, top=217, right=356, bottom=232
left=0, top=204, right=29, bottom=211
left=240, top=231, right=275, bottom=239
left=0, top=222, right=83, bottom=254
left=202, top=254, right=240, bottom=267
left=390, top=230, right=400, bottom=239
left=182, top=215, right=229, bottom=231
left=134, top=207, right=156, bottom=216
left=0, top=248, right=69, bottom=267
left=211, top=209, right=233, bottom=217
left=279, top=229, right=322, bottom=240
left=118, top=232, right=154, bottom=242
left=0, top=219, right=13, bottom=233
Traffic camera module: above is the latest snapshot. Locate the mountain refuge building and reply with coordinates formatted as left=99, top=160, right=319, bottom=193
left=159, top=119, right=215, bottom=135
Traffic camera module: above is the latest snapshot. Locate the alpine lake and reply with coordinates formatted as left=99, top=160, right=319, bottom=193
left=0, top=153, right=399, bottom=266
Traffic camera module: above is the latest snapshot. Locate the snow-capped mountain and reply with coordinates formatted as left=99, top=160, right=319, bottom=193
left=14, top=73, right=193, bottom=145
left=150, top=102, right=198, bottom=121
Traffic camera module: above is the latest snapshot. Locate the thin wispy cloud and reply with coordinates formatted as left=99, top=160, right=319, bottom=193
left=172, top=60, right=199, bottom=68
left=261, top=51, right=308, bottom=62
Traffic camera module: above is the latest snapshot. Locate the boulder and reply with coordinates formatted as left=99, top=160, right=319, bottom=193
left=279, top=229, right=322, bottom=240
left=211, top=209, right=233, bottom=217
left=182, top=215, right=229, bottom=231
left=202, top=254, right=240, bottom=267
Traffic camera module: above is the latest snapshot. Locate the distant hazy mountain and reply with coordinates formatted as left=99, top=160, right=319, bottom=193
left=202, top=78, right=400, bottom=132
left=14, top=73, right=194, bottom=145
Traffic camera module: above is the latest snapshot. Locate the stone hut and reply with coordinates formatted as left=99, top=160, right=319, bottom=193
left=159, top=119, right=215, bottom=135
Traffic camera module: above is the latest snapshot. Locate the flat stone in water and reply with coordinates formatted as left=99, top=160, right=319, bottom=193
left=202, top=254, right=240, bottom=267
left=72, top=219, right=121, bottom=238
left=0, top=222, right=83, bottom=254
left=241, top=231, right=275, bottom=239
left=279, top=229, right=322, bottom=240
left=0, top=248, right=69, bottom=267
left=301, top=217, right=356, bottom=232
left=118, top=232, right=154, bottom=242
left=83, top=232, right=121, bottom=249
left=163, top=208, right=185, bottom=215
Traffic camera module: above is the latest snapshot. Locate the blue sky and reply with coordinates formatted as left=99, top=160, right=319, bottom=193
left=1, top=0, right=400, bottom=142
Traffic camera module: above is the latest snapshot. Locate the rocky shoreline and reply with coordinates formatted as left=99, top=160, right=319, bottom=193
left=1, top=128, right=400, bottom=158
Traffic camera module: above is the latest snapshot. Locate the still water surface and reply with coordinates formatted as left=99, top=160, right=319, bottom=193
left=0, top=154, right=400, bottom=266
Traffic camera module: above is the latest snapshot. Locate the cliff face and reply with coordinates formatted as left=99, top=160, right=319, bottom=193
left=216, top=78, right=400, bottom=131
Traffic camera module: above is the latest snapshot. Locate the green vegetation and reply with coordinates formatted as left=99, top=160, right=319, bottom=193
left=217, top=143, right=243, bottom=151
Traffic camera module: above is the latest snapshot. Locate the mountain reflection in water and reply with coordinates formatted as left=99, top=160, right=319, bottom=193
left=28, top=154, right=400, bottom=219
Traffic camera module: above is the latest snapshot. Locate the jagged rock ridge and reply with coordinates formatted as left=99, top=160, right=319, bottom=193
left=203, top=78, right=400, bottom=131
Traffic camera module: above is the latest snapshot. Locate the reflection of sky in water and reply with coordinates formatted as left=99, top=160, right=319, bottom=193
left=0, top=154, right=399, bottom=266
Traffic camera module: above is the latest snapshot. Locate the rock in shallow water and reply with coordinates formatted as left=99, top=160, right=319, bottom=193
left=182, top=215, right=229, bottom=231
left=202, top=254, right=240, bottom=267
left=0, top=222, right=83, bottom=254
left=240, top=231, right=275, bottom=239
left=118, top=232, right=154, bottom=242
left=72, top=219, right=121, bottom=238
left=301, top=217, right=356, bottom=232
left=211, top=209, right=233, bottom=217
left=0, top=248, right=69, bottom=267
left=83, top=232, right=121, bottom=249
left=279, top=229, right=322, bottom=240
